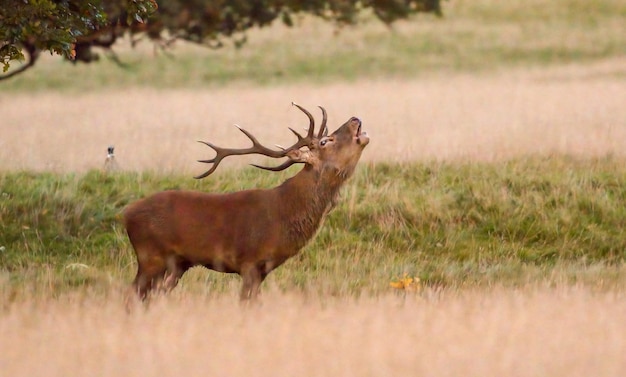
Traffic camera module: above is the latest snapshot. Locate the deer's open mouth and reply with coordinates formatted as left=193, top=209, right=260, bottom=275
left=356, top=122, right=369, bottom=146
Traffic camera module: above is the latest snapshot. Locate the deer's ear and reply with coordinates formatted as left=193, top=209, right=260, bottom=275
left=287, top=149, right=312, bottom=164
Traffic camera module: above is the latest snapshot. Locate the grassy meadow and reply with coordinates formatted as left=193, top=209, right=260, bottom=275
left=2, top=158, right=626, bottom=299
left=1, top=0, right=626, bottom=375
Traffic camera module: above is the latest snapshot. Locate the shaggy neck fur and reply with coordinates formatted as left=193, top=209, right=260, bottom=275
left=278, top=164, right=354, bottom=251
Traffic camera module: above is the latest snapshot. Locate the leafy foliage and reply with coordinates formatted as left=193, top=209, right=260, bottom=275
left=149, top=0, right=442, bottom=46
left=1, top=1, right=157, bottom=73
left=0, top=0, right=441, bottom=79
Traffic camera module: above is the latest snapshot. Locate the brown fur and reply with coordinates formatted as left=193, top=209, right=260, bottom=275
left=123, top=108, right=369, bottom=300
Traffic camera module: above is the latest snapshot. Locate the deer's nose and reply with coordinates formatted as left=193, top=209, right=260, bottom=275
left=350, top=117, right=361, bottom=126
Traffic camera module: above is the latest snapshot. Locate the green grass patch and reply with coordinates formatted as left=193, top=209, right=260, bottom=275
left=3, top=0, right=625, bottom=92
left=1, top=157, right=626, bottom=298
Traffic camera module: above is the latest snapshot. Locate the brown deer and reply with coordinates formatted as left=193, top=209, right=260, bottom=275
left=123, top=103, right=369, bottom=300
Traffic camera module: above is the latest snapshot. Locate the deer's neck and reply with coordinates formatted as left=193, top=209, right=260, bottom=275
left=277, top=166, right=345, bottom=251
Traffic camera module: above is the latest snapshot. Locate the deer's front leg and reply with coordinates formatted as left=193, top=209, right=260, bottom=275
left=239, top=264, right=267, bottom=301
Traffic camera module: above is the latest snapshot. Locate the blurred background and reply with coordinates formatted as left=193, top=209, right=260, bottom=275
left=2, top=0, right=624, bottom=174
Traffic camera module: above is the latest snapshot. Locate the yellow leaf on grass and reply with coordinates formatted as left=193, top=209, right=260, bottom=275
left=390, top=273, right=421, bottom=291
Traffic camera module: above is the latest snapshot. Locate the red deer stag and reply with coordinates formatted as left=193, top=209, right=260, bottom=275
left=123, top=103, right=369, bottom=300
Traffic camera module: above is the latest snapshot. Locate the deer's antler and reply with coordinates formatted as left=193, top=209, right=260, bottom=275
left=318, top=105, right=328, bottom=138
left=195, top=103, right=327, bottom=179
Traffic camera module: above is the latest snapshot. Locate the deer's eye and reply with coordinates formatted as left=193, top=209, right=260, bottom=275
left=320, top=137, right=332, bottom=147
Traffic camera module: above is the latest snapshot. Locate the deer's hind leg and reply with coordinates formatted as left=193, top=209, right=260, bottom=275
left=132, top=256, right=167, bottom=301
left=127, top=234, right=171, bottom=300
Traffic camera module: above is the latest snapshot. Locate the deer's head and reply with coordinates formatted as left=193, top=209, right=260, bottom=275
left=195, top=103, right=369, bottom=181
left=286, top=114, right=369, bottom=185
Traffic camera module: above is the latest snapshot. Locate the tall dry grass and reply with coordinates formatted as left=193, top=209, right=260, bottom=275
left=0, top=288, right=624, bottom=377
left=1, top=58, right=625, bottom=174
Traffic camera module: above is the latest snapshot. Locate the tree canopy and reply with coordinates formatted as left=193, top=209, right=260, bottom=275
left=0, top=0, right=442, bottom=80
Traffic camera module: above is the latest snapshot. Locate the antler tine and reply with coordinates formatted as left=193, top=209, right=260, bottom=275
left=233, top=124, right=285, bottom=157
left=194, top=125, right=285, bottom=179
left=194, top=141, right=223, bottom=179
left=318, top=106, right=328, bottom=138
left=251, top=159, right=300, bottom=172
left=291, top=102, right=316, bottom=141
left=288, top=127, right=305, bottom=141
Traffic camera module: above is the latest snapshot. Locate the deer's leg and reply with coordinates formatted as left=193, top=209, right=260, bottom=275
left=240, top=264, right=267, bottom=301
left=161, top=255, right=191, bottom=292
left=132, top=258, right=167, bottom=300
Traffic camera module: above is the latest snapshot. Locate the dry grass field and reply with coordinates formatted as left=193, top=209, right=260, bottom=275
left=2, top=57, right=625, bottom=174
left=2, top=0, right=626, bottom=375
left=1, top=288, right=625, bottom=377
